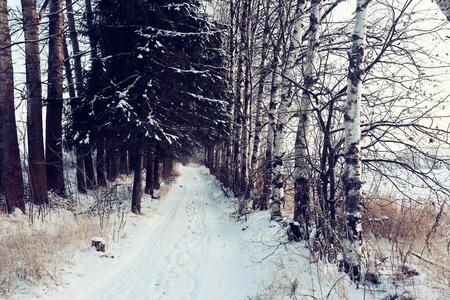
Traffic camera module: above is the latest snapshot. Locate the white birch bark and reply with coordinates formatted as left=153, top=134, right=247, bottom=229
left=271, top=0, right=307, bottom=220
left=293, top=0, right=322, bottom=227
left=342, top=0, right=371, bottom=277
left=436, top=0, right=450, bottom=20
left=267, top=5, right=286, bottom=219
left=250, top=0, right=271, bottom=210
left=239, top=0, right=251, bottom=197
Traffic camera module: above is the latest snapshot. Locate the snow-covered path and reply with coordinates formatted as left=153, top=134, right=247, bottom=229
left=44, top=165, right=256, bottom=300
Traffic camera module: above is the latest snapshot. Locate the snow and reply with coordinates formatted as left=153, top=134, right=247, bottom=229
left=5, top=165, right=450, bottom=299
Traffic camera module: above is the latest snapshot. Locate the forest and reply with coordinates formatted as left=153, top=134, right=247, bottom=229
left=1, top=0, right=450, bottom=297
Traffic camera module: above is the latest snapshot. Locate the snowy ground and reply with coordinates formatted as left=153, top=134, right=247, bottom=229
left=7, top=165, right=450, bottom=299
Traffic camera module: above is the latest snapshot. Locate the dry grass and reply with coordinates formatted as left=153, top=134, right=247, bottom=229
left=363, top=197, right=448, bottom=248
left=362, top=196, right=450, bottom=288
left=0, top=213, right=100, bottom=297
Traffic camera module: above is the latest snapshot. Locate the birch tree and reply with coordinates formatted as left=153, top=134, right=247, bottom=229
left=293, top=0, right=322, bottom=231
left=342, top=0, right=371, bottom=279
left=435, top=0, right=450, bottom=20
left=250, top=0, right=271, bottom=210
left=0, top=0, right=25, bottom=213
left=271, top=0, right=307, bottom=219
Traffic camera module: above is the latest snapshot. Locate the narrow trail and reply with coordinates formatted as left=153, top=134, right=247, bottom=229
left=66, top=165, right=254, bottom=300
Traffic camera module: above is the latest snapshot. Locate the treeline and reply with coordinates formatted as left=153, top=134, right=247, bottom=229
left=1, top=0, right=450, bottom=279
left=1, top=0, right=231, bottom=213
left=202, top=0, right=450, bottom=276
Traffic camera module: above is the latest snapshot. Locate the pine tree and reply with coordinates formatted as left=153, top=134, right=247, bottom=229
left=46, top=0, right=65, bottom=195
left=0, top=0, right=25, bottom=213
left=21, top=0, right=48, bottom=204
left=66, top=0, right=231, bottom=213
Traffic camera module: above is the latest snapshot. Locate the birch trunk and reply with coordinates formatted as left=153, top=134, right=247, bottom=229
left=240, top=0, right=252, bottom=198
left=21, top=0, right=48, bottom=204
left=342, top=0, right=371, bottom=279
left=435, top=0, right=450, bottom=20
left=226, top=0, right=238, bottom=190
left=293, top=0, right=322, bottom=229
left=0, top=1, right=25, bottom=213
left=251, top=0, right=271, bottom=210
left=272, top=0, right=307, bottom=220
left=46, top=0, right=65, bottom=195
left=233, top=0, right=244, bottom=195
left=268, top=4, right=287, bottom=220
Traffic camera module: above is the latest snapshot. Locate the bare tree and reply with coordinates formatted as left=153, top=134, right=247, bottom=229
left=293, top=0, right=322, bottom=232
left=272, top=0, right=307, bottom=220
left=342, top=0, right=371, bottom=278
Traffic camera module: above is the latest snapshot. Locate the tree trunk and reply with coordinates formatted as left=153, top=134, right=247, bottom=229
left=342, top=0, right=371, bottom=280
left=0, top=2, right=25, bottom=213
left=131, top=145, right=144, bottom=214
left=268, top=5, right=287, bottom=220
left=46, top=0, right=65, bottom=195
left=272, top=0, right=307, bottom=221
left=106, top=143, right=118, bottom=181
left=251, top=0, right=270, bottom=210
left=83, top=147, right=96, bottom=188
left=66, top=0, right=97, bottom=190
left=63, top=38, right=87, bottom=193
left=294, top=0, right=322, bottom=230
left=163, top=157, right=173, bottom=180
left=96, top=137, right=107, bottom=186
left=153, top=154, right=160, bottom=189
left=239, top=0, right=252, bottom=198
left=435, top=0, right=450, bottom=20
left=21, top=0, right=48, bottom=204
left=144, top=150, right=155, bottom=196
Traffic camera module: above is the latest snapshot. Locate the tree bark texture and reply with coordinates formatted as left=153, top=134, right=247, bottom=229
left=131, top=145, right=144, bottom=214
left=342, top=0, right=371, bottom=276
left=294, top=0, right=322, bottom=229
left=435, top=0, right=450, bottom=20
left=21, top=0, right=48, bottom=204
left=272, top=0, right=307, bottom=221
left=0, top=2, right=25, bottom=213
left=46, top=0, right=65, bottom=195
left=144, top=150, right=155, bottom=196
left=268, top=4, right=287, bottom=220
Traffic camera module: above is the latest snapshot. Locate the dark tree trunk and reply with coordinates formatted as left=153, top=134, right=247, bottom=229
left=0, top=2, right=25, bottom=213
left=153, top=155, right=160, bottom=189
left=96, top=137, right=107, bottom=186
left=21, top=0, right=48, bottom=204
left=63, top=38, right=87, bottom=193
left=83, top=146, right=96, bottom=188
left=131, top=145, right=144, bottom=214
left=144, top=150, right=155, bottom=196
left=128, top=150, right=135, bottom=173
left=106, top=143, right=119, bottom=181
left=119, top=148, right=128, bottom=174
left=46, top=0, right=65, bottom=195
left=162, top=157, right=173, bottom=180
